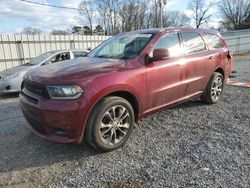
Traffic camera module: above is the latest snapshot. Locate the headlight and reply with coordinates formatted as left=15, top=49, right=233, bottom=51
left=46, top=85, right=84, bottom=100
left=3, top=73, right=20, bottom=80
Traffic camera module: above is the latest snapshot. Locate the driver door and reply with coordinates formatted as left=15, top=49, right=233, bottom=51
left=146, top=32, right=187, bottom=110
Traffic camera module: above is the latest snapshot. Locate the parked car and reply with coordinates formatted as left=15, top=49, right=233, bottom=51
left=0, top=49, right=88, bottom=94
left=20, top=28, right=232, bottom=151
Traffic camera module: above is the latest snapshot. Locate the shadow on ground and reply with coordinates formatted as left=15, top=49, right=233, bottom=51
left=0, top=94, right=101, bottom=173
left=0, top=96, right=205, bottom=173
left=0, top=93, right=20, bottom=100
left=0, top=130, right=101, bottom=173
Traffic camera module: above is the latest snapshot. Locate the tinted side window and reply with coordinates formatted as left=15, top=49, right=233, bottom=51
left=154, top=33, right=181, bottom=57
left=182, top=32, right=206, bottom=54
left=73, top=51, right=88, bottom=59
left=204, top=33, right=224, bottom=49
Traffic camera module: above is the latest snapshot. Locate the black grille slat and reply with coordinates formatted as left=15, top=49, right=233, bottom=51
left=23, top=80, right=50, bottom=99
left=21, top=91, right=38, bottom=104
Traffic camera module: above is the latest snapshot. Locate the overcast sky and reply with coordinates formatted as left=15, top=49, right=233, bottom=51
left=0, top=0, right=220, bottom=34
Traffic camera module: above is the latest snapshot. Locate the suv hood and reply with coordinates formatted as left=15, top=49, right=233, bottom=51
left=25, top=57, right=130, bottom=84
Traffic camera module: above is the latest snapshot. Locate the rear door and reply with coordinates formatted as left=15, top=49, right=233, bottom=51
left=146, top=32, right=187, bottom=109
left=203, top=33, right=230, bottom=79
left=180, top=32, right=214, bottom=97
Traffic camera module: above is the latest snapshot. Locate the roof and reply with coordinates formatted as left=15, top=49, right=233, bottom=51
left=49, top=49, right=88, bottom=54
left=118, top=28, right=221, bottom=36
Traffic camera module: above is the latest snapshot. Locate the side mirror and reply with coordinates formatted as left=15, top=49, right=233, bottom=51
left=153, top=48, right=170, bottom=61
left=87, top=47, right=92, bottom=51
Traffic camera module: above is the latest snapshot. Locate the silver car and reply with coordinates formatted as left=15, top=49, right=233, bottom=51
left=0, top=49, right=88, bottom=94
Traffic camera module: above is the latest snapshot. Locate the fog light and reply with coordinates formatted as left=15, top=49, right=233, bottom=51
left=5, top=85, right=10, bottom=90
left=53, top=128, right=68, bottom=137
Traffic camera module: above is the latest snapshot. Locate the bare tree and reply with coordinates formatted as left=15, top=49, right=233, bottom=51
left=154, top=0, right=159, bottom=28
left=21, top=27, right=42, bottom=35
left=218, top=0, right=250, bottom=30
left=135, top=1, right=148, bottom=30
left=50, top=29, right=69, bottom=35
left=166, top=11, right=191, bottom=28
left=79, top=1, right=94, bottom=34
left=96, top=0, right=121, bottom=35
left=119, top=0, right=137, bottom=32
left=118, top=0, right=148, bottom=32
left=188, top=0, right=215, bottom=28
left=87, top=0, right=189, bottom=35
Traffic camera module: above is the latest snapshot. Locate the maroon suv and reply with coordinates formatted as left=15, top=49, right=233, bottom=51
left=20, top=28, right=232, bottom=151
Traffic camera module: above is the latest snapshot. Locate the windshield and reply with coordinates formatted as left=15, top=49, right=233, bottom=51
left=89, top=33, right=155, bottom=59
left=29, top=51, right=54, bottom=65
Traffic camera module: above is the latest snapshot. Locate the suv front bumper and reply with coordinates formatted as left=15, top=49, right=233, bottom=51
left=20, top=89, right=89, bottom=143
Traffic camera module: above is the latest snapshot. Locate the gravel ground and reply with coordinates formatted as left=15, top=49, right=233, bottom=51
left=0, top=58, right=249, bottom=187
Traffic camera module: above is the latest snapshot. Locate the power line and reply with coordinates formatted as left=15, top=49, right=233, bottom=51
left=19, top=0, right=80, bottom=11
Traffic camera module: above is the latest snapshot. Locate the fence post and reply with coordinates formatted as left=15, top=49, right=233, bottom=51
left=7, top=35, right=14, bottom=67
left=70, top=40, right=74, bottom=50
left=20, top=35, right=26, bottom=64
left=0, top=35, right=8, bottom=70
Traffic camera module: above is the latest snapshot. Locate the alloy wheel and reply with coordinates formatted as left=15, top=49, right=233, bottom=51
left=99, top=105, right=130, bottom=145
left=211, top=76, right=223, bottom=101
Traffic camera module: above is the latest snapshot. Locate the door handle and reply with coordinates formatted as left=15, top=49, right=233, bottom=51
left=209, top=56, right=214, bottom=60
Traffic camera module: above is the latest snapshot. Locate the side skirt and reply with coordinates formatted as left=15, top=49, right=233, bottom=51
left=139, top=91, right=203, bottom=119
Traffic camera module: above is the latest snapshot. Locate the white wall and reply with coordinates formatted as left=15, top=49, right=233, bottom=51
left=0, top=34, right=110, bottom=71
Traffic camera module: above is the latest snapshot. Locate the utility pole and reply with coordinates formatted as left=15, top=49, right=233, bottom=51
left=159, top=0, right=167, bottom=28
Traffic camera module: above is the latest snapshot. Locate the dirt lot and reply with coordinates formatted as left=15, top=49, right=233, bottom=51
left=0, top=57, right=249, bottom=187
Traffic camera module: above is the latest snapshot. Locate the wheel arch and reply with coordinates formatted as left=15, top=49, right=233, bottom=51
left=214, top=67, right=224, bottom=79
left=80, top=88, right=140, bottom=143
left=105, top=90, right=140, bottom=122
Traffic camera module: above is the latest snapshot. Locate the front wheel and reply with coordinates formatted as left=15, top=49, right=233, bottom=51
left=201, top=72, right=224, bottom=104
left=85, top=96, right=135, bottom=152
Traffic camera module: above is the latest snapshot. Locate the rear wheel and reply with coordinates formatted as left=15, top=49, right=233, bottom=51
left=201, top=72, right=224, bottom=104
left=85, top=96, right=134, bottom=152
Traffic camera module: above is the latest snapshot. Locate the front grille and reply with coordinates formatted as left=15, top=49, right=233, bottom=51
left=23, top=80, right=50, bottom=99
left=21, top=91, right=38, bottom=104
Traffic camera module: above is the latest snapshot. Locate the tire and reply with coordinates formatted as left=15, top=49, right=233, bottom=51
left=201, top=72, right=224, bottom=104
left=85, top=96, right=135, bottom=152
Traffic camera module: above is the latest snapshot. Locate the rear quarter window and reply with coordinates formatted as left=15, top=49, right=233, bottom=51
left=181, top=32, right=206, bottom=54
left=204, top=33, right=225, bottom=49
